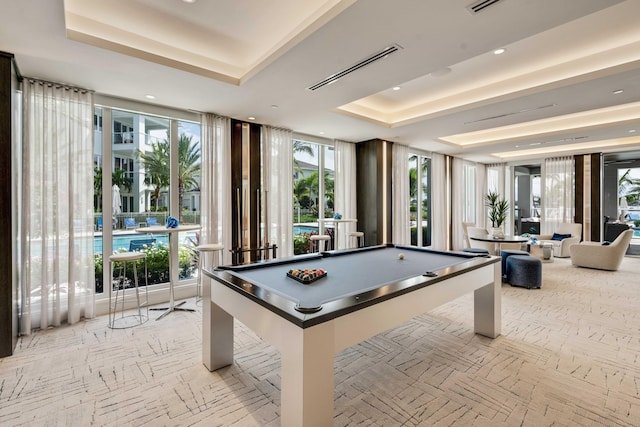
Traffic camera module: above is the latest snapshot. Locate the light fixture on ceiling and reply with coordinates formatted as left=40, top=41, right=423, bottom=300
left=392, top=86, right=401, bottom=91
left=613, top=89, right=624, bottom=94
left=306, top=44, right=403, bottom=91
left=493, top=48, right=506, bottom=55
left=514, top=136, right=588, bottom=148
left=247, top=116, right=256, bottom=120
left=145, top=94, right=155, bottom=99
left=466, top=0, right=504, bottom=14
left=319, top=131, right=325, bottom=135
left=271, top=105, right=279, bottom=109
left=630, top=129, right=637, bottom=133
left=463, top=103, right=556, bottom=124
left=182, top=0, right=197, bottom=3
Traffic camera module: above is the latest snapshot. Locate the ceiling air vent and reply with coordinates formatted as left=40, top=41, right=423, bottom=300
left=306, top=44, right=403, bottom=91
left=466, top=0, right=504, bottom=14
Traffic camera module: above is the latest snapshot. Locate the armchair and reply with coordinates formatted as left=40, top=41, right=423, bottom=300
left=533, top=222, right=582, bottom=258
left=570, top=229, right=633, bottom=271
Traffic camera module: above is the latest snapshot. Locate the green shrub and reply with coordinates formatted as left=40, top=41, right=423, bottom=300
left=294, top=233, right=311, bottom=255
left=95, top=243, right=196, bottom=294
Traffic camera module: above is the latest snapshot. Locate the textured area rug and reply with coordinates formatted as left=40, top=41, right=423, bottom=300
left=626, top=243, right=640, bottom=256
left=1, top=257, right=640, bottom=426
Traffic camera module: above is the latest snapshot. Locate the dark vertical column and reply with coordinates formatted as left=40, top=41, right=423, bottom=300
left=0, top=51, right=16, bottom=357
left=590, top=153, right=602, bottom=241
left=356, top=139, right=392, bottom=246
left=574, top=155, right=584, bottom=230
left=229, top=120, right=261, bottom=264
left=230, top=120, right=243, bottom=263
left=248, top=123, right=261, bottom=260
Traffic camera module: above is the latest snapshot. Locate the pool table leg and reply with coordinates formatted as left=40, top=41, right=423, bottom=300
left=280, top=320, right=335, bottom=427
left=473, top=262, right=501, bottom=338
left=202, top=277, right=234, bottom=371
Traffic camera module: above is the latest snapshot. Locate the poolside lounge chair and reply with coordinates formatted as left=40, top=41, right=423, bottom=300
left=124, top=218, right=137, bottom=229
left=146, top=217, right=159, bottom=226
left=96, top=217, right=117, bottom=230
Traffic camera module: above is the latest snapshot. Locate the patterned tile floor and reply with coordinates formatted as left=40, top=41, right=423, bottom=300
left=1, top=256, right=640, bottom=426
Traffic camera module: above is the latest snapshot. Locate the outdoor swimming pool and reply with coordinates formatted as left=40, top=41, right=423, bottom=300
left=293, top=225, right=319, bottom=235
left=94, top=232, right=197, bottom=253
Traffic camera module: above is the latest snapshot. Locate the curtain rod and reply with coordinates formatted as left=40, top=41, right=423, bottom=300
left=23, top=76, right=94, bottom=94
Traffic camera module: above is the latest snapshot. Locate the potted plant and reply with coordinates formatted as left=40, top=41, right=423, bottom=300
left=485, top=191, right=509, bottom=238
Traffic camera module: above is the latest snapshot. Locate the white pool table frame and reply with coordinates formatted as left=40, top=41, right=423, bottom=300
left=203, top=259, right=500, bottom=427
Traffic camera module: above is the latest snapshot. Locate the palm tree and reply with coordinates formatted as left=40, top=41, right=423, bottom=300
left=94, top=166, right=103, bottom=211
left=137, top=140, right=169, bottom=212
left=177, top=134, right=201, bottom=219
left=619, top=169, right=640, bottom=205
left=293, top=140, right=314, bottom=174
left=137, top=133, right=201, bottom=220
left=93, top=166, right=134, bottom=211
left=112, top=168, right=133, bottom=193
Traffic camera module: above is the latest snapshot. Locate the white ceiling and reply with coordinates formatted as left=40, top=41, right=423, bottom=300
left=2, top=0, right=640, bottom=163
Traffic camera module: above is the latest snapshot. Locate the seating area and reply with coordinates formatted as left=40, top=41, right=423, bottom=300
left=532, top=222, right=582, bottom=258
left=570, top=229, right=634, bottom=271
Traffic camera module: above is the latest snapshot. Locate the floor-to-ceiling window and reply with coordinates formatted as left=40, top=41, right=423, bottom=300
left=93, top=102, right=200, bottom=308
left=292, top=139, right=334, bottom=254
left=409, top=153, right=431, bottom=247
left=462, top=162, right=477, bottom=224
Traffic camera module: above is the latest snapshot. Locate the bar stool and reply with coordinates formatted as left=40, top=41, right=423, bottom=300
left=108, top=251, right=148, bottom=329
left=310, top=234, right=331, bottom=252
left=196, top=243, right=224, bottom=302
left=347, top=231, right=365, bottom=248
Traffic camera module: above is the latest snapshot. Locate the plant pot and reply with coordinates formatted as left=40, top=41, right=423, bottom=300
left=491, top=227, right=505, bottom=239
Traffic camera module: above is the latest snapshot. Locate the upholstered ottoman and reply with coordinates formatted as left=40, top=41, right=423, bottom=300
left=500, top=249, right=530, bottom=280
left=462, top=247, right=490, bottom=255
left=506, top=255, right=542, bottom=289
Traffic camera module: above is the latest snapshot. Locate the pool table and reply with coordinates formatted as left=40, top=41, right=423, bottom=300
left=202, top=244, right=500, bottom=427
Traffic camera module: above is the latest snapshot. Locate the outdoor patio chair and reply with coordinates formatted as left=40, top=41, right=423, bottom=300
left=124, top=218, right=137, bottom=229
left=129, top=238, right=156, bottom=252
left=146, top=217, right=159, bottom=226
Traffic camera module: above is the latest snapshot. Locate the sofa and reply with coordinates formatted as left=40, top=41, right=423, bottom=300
left=570, top=229, right=633, bottom=271
left=533, top=222, right=582, bottom=258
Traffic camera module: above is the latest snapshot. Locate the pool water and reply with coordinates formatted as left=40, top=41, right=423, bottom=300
left=293, top=225, right=319, bottom=235
left=94, top=232, right=197, bottom=253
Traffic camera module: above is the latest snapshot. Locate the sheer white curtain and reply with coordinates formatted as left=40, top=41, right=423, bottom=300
left=541, top=156, right=575, bottom=234
left=263, top=126, right=294, bottom=257
left=476, top=162, right=487, bottom=227
left=21, top=79, right=95, bottom=334
left=200, top=113, right=232, bottom=265
left=486, top=163, right=513, bottom=235
left=451, top=157, right=465, bottom=249
left=430, top=153, right=447, bottom=250
left=334, top=140, right=357, bottom=248
left=392, top=144, right=410, bottom=245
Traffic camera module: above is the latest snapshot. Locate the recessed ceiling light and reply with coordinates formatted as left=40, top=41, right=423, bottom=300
left=613, top=89, right=624, bottom=94
left=271, top=105, right=279, bottom=109
left=182, top=0, right=197, bottom=3
left=392, top=86, right=401, bottom=91
left=247, top=116, right=256, bottom=120
left=493, top=48, right=506, bottom=55
left=630, top=129, right=637, bottom=133
left=319, top=131, right=325, bottom=135
left=145, top=94, right=155, bottom=99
